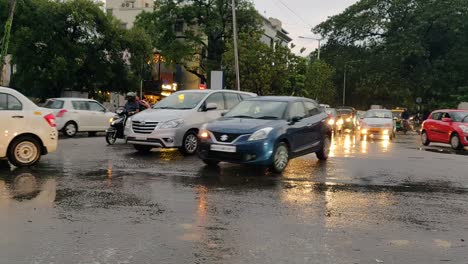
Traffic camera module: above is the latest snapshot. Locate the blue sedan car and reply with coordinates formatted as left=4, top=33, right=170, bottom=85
left=197, top=96, right=332, bottom=173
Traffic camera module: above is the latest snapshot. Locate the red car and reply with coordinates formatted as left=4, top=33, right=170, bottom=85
left=421, top=109, right=468, bottom=150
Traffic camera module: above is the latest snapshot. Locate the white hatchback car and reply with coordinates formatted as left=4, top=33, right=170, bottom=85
left=0, top=87, right=58, bottom=167
left=43, top=98, right=115, bottom=137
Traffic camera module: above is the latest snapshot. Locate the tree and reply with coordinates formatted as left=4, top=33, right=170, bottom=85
left=314, top=0, right=468, bottom=109
left=135, top=0, right=261, bottom=85
left=304, top=60, right=336, bottom=104
left=2, top=0, right=152, bottom=98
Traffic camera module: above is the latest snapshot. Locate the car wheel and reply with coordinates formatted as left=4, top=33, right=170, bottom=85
left=63, top=122, right=78, bottom=137
left=134, top=145, right=152, bottom=153
left=316, top=136, right=331, bottom=161
left=7, top=136, right=42, bottom=167
left=106, top=132, right=117, bottom=145
left=202, top=159, right=220, bottom=166
left=180, top=131, right=199, bottom=156
left=421, top=131, right=430, bottom=146
left=450, top=133, right=463, bottom=150
left=271, top=142, right=289, bottom=173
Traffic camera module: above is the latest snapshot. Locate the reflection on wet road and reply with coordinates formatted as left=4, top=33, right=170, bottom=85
left=1, top=134, right=467, bottom=264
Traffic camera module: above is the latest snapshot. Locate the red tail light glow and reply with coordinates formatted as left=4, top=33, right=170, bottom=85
left=44, top=113, right=57, bottom=127
left=56, top=109, right=67, bottom=118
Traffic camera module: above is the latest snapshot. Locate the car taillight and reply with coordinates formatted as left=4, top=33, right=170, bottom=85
left=44, top=113, right=56, bottom=127
left=56, top=109, right=67, bottom=117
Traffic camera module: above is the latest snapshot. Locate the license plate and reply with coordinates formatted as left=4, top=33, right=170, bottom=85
left=210, top=144, right=236, bottom=153
left=135, top=136, right=147, bottom=141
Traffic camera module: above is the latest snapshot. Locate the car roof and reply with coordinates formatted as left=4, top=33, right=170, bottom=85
left=175, top=89, right=256, bottom=96
left=47, top=98, right=96, bottom=101
left=433, top=109, right=468, bottom=112
left=245, top=96, right=312, bottom=102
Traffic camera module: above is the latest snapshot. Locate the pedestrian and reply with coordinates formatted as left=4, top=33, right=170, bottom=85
left=136, top=96, right=150, bottom=111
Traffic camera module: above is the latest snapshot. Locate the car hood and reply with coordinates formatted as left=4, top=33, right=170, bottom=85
left=131, top=109, right=191, bottom=122
left=362, top=118, right=393, bottom=125
left=207, top=118, right=285, bottom=134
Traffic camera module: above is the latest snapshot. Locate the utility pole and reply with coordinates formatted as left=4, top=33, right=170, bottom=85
left=0, top=0, right=17, bottom=84
left=231, top=0, right=240, bottom=91
left=298, top=36, right=322, bottom=60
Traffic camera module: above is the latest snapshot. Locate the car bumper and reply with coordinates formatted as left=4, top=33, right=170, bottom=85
left=42, top=129, right=58, bottom=154
left=361, top=127, right=392, bottom=136
left=125, top=127, right=184, bottom=148
left=198, top=138, right=275, bottom=165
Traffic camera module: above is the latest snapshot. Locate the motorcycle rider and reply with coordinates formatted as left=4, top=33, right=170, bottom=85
left=124, top=92, right=140, bottom=116
left=136, top=95, right=150, bottom=111
left=401, top=108, right=411, bottom=131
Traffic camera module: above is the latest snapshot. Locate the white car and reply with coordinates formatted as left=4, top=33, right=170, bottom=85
left=125, top=90, right=256, bottom=154
left=43, top=98, right=115, bottom=137
left=0, top=87, right=58, bottom=167
left=360, top=109, right=396, bottom=139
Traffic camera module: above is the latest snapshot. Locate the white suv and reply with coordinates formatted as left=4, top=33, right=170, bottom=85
left=125, top=90, right=255, bottom=154
left=0, top=87, right=58, bottom=167
left=43, top=98, right=115, bottom=137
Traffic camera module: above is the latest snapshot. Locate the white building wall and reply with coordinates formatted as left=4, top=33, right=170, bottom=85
left=106, top=0, right=153, bottom=28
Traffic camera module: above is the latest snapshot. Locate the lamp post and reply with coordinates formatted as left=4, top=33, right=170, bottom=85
left=343, top=60, right=362, bottom=106
left=231, top=0, right=240, bottom=91
left=298, top=36, right=322, bottom=60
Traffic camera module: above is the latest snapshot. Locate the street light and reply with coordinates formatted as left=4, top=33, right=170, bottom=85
left=298, top=36, right=322, bottom=60
left=343, top=60, right=362, bottom=106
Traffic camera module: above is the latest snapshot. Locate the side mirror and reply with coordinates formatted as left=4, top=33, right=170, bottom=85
left=205, top=103, right=218, bottom=111
left=290, top=116, right=302, bottom=124
left=442, top=117, right=452, bottom=122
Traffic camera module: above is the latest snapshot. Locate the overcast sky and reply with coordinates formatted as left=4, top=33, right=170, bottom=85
left=253, top=0, right=358, bottom=55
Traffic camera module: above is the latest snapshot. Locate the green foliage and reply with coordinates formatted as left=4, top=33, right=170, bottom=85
left=0, top=0, right=152, bottom=98
left=135, top=0, right=261, bottom=83
left=314, top=0, right=468, bottom=110
left=303, top=60, right=336, bottom=103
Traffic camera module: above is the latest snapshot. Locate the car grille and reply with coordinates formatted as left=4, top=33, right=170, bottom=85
left=211, top=131, right=245, bottom=143
left=132, top=120, right=158, bottom=134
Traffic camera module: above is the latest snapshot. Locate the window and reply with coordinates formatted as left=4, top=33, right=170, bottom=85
left=205, top=93, right=225, bottom=110
left=175, top=20, right=184, bottom=33
left=145, top=3, right=149, bottom=7
left=88, top=101, right=106, bottom=112
left=0, top=93, right=22, bottom=110
left=240, top=94, right=254, bottom=100
left=304, top=101, right=320, bottom=116
left=72, top=101, right=89, bottom=110
left=106, top=9, right=113, bottom=16
left=431, top=112, right=442, bottom=120
left=43, top=99, right=64, bottom=109
left=288, top=102, right=306, bottom=119
left=224, top=93, right=241, bottom=109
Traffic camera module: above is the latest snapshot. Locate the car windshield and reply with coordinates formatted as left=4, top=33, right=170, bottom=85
left=153, top=92, right=208, bottom=110
left=365, top=110, right=393, bottom=119
left=325, top=108, right=337, bottom=116
left=450, top=111, right=468, bottom=122
left=225, top=100, right=288, bottom=120
left=43, top=99, right=64, bottom=109
left=337, top=109, right=352, bottom=116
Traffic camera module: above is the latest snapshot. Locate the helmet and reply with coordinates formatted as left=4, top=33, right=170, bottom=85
left=126, top=92, right=136, bottom=99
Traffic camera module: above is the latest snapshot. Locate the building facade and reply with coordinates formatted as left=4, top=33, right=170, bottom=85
left=105, top=0, right=153, bottom=29
left=260, top=16, right=292, bottom=48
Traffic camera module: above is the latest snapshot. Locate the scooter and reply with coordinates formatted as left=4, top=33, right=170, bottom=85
left=106, top=107, right=128, bottom=145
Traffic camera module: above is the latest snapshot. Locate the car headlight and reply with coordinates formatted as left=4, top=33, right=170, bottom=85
left=336, top=119, right=344, bottom=125
left=109, top=117, right=114, bottom=123
left=159, top=119, right=184, bottom=129
left=328, top=119, right=335, bottom=125
left=199, top=124, right=209, bottom=138
left=248, top=127, right=274, bottom=141
left=460, top=125, right=468, bottom=133
left=346, top=118, right=351, bottom=122
left=125, top=118, right=132, bottom=129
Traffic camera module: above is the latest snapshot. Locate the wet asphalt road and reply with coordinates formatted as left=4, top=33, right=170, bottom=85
left=1, top=133, right=468, bottom=264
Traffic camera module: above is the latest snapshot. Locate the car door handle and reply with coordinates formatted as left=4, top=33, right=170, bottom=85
left=12, top=115, right=24, bottom=119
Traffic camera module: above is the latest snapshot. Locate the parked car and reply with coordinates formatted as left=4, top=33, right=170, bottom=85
left=198, top=96, right=332, bottom=173
left=360, top=109, right=396, bottom=139
left=43, top=98, right=116, bottom=137
left=421, top=109, right=468, bottom=150
left=336, top=106, right=357, bottom=131
left=325, top=108, right=342, bottom=133
left=125, top=90, right=256, bottom=155
left=0, top=87, right=58, bottom=167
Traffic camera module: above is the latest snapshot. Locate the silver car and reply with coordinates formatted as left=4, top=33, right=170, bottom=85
left=125, top=90, right=256, bottom=154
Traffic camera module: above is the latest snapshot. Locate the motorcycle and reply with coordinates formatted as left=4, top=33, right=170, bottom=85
left=106, top=107, right=128, bottom=145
